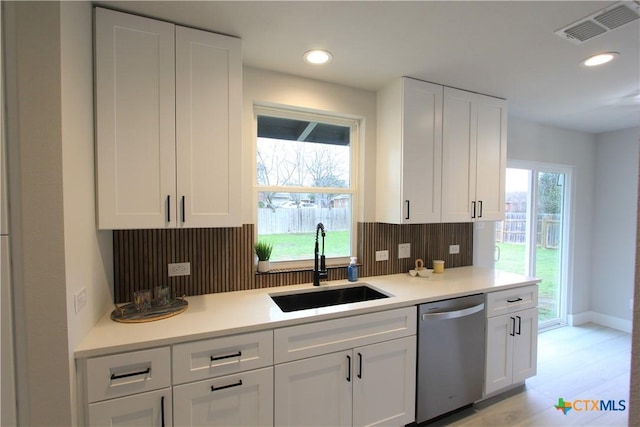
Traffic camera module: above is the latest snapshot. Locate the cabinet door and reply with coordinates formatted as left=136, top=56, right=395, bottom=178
left=512, top=307, right=538, bottom=384
left=442, top=87, right=477, bottom=223
left=475, top=95, right=507, bottom=221
left=274, top=351, right=352, bottom=427
left=175, top=26, right=242, bottom=228
left=484, top=314, right=514, bottom=395
left=88, top=388, right=172, bottom=427
left=353, top=336, right=416, bottom=427
left=95, top=8, right=176, bottom=229
left=173, top=367, right=273, bottom=427
left=401, top=78, right=443, bottom=223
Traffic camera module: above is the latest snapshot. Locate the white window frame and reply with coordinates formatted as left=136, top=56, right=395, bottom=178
left=253, top=104, right=360, bottom=269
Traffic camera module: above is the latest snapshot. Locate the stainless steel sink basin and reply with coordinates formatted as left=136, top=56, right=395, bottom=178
left=270, top=284, right=389, bottom=312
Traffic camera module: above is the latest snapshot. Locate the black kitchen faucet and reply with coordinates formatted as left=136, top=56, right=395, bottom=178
left=313, top=223, right=327, bottom=286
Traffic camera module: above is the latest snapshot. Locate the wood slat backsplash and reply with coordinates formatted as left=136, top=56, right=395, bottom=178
left=113, top=222, right=473, bottom=303
left=357, top=222, right=473, bottom=277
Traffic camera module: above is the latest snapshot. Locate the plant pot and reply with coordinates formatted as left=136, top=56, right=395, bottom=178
left=257, top=260, right=270, bottom=273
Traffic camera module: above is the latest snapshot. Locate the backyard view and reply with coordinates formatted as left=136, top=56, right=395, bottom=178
left=495, top=241, right=560, bottom=323
left=496, top=168, right=565, bottom=325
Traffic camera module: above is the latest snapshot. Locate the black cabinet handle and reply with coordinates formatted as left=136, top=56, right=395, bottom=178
left=160, top=395, right=165, bottom=427
left=471, top=201, right=476, bottom=219
left=357, top=353, right=363, bottom=379
left=211, top=379, right=243, bottom=392
left=507, top=297, right=523, bottom=303
left=509, top=317, right=515, bottom=336
left=346, top=355, right=351, bottom=382
left=166, top=195, right=171, bottom=222
left=516, top=316, right=522, bottom=335
left=478, top=200, right=483, bottom=218
left=110, top=367, right=150, bottom=381
left=181, top=196, right=186, bottom=223
left=405, top=200, right=410, bottom=220
left=210, top=351, right=242, bottom=362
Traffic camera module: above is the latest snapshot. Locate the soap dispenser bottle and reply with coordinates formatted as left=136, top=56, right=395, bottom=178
left=347, top=257, right=358, bottom=282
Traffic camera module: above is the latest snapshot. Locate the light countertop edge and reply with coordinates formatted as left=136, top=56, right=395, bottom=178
left=75, top=266, right=541, bottom=359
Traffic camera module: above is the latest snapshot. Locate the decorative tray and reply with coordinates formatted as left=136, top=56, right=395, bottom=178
left=110, top=298, right=188, bottom=323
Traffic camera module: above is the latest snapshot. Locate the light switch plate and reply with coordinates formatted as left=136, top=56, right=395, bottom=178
left=169, top=262, right=191, bottom=277
left=375, top=250, right=389, bottom=261
left=398, top=243, right=411, bottom=259
left=449, top=245, right=460, bottom=255
left=74, top=288, right=87, bottom=314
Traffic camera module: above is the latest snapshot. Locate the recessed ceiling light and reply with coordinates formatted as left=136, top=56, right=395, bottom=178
left=581, top=52, right=619, bottom=67
left=303, top=50, right=333, bottom=65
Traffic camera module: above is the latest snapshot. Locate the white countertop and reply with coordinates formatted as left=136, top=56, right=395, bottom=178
left=75, top=266, right=540, bottom=358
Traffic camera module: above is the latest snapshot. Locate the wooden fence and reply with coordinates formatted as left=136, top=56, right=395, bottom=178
left=496, top=213, right=561, bottom=249
left=258, top=207, right=350, bottom=234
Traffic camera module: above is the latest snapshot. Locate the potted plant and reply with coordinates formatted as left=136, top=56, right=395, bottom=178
left=254, top=241, right=273, bottom=273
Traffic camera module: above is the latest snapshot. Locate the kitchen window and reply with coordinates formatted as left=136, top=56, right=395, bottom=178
left=255, top=106, right=358, bottom=267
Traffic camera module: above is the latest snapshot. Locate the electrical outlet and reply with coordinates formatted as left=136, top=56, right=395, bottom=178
left=375, top=250, right=389, bottom=261
left=398, top=243, right=411, bottom=259
left=169, top=262, right=191, bottom=277
left=449, top=245, right=460, bottom=255
left=74, top=287, right=87, bottom=314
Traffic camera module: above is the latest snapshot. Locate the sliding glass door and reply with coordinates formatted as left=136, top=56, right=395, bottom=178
left=496, top=163, right=571, bottom=328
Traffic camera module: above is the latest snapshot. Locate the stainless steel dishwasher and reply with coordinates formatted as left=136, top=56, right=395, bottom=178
left=416, top=293, right=486, bottom=423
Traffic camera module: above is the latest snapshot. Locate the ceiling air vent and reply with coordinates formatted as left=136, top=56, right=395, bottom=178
left=555, top=1, right=640, bottom=44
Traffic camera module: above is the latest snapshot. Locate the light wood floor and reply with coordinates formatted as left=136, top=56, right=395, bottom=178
left=427, top=323, right=632, bottom=426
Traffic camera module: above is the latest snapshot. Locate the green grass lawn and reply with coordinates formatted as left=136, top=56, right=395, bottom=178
left=496, top=242, right=560, bottom=323
left=259, top=230, right=351, bottom=261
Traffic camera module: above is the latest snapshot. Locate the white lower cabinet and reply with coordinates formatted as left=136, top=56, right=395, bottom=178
left=274, top=337, right=416, bottom=427
left=275, top=351, right=352, bottom=427
left=173, top=367, right=273, bottom=426
left=352, top=337, right=417, bottom=427
left=273, top=308, right=417, bottom=427
left=485, top=286, right=538, bottom=396
left=88, top=388, right=172, bottom=427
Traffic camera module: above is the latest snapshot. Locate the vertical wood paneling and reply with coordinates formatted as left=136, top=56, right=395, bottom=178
left=113, top=222, right=473, bottom=303
left=357, top=222, right=473, bottom=277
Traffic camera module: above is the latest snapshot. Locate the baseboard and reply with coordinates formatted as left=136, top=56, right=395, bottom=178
left=568, top=311, right=633, bottom=333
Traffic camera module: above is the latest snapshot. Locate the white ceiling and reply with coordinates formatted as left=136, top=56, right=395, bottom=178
left=98, top=1, right=640, bottom=134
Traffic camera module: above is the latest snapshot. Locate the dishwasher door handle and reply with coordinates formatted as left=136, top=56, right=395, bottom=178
left=421, top=303, right=485, bottom=321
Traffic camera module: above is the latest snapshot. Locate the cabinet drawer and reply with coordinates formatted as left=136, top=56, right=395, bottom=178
left=274, top=307, right=416, bottom=363
left=86, top=347, right=171, bottom=403
left=486, top=285, right=538, bottom=317
left=173, top=330, right=273, bottom=384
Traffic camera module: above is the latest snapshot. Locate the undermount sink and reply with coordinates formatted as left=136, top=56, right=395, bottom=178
left=270, top=284, right=389, bottom=312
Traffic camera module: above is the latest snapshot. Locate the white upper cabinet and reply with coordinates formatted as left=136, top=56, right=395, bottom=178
left=95, top=8, right=176, bottom=229
left=175, top=26, right=242, bottom=228
left=441, top=87, right=507, bottom=222
left=95, top=8, right=241, bottom=229
left=377, top=77, right=443, bottom=224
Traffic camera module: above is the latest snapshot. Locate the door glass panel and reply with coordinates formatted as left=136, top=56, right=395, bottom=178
left=496, top=167, right=567, bottom=327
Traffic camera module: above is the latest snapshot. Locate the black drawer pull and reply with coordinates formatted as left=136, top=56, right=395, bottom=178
left=346, top=355, right=351, bottom=382
left=211, top=379, right=242, bottom=392
left=161, top=395, right=165, bottom=427
left=507, top=297, right=523, bottom=303
left=210, top=351, right=242, bottom=362
left=110, top=367, right=150, bottom=380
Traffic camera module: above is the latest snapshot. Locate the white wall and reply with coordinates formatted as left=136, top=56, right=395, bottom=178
left=61, top=2, right=114, bottom=425
left=242, top=68, right=377, bottom=224
left=3, top=2, right=72, bottom=424
left=591, top=127, right=639, bottom=322
left=506, top=117, right=597, bottom=317
left=3, top=2, right=114, bottom=425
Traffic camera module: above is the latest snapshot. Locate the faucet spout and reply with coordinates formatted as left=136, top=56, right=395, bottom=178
left=313, top=223, right=328, bottom=286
